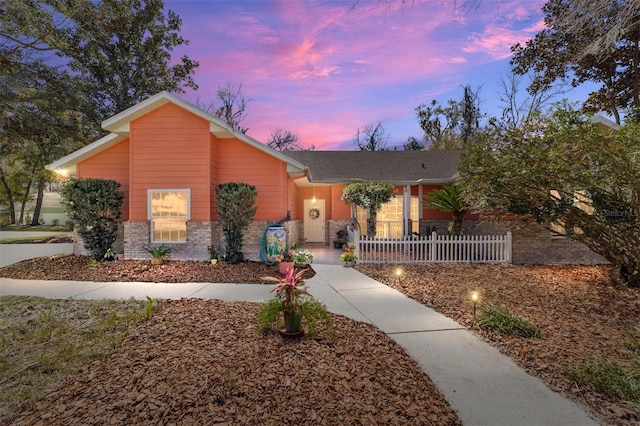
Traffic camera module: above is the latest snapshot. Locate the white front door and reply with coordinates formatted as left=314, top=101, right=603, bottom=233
left=304, top=199, right=325, bottom=243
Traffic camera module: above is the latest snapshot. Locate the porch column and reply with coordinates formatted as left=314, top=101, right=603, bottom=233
left=403, top=185, right=411, bottom=237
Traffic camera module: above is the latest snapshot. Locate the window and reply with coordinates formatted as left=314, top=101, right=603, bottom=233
left=148, top=190, right=190, bottom=242
left=356, top=196, right=419, bottom=238
left=549, top=190, right=593, bottom=236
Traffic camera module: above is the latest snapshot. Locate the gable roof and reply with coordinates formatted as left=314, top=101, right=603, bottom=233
left=284, top=150, right=461, bottom=185
left=47, top=91, right=306, bottom=175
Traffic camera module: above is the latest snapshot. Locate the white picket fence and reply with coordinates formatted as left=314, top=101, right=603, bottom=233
left=348, top=229, right=512, bottom=264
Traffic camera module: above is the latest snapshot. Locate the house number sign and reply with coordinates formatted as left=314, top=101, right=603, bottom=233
left=309, top=208, right=320, bottom=220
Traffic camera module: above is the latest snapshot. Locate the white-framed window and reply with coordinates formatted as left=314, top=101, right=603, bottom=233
left=148, top=189, right=190, bottom=243
left=356, top=196, right=419, bottom=238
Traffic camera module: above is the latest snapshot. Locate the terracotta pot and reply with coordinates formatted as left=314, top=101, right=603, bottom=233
left=279, top=262, right=294, bottom=274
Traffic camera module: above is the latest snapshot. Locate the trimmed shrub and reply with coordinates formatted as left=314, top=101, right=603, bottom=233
left=60, top=178, right=123, bottom=260
left=216, top=182, right=257, bottom=264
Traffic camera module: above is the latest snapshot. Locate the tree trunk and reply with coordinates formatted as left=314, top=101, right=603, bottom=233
left=0, top=166, right=16, bottom=224
left=18, top=178, right=34, bottom=225
left=611, top=261, right=640, bottom=288
left=451, top=213, right=464, bottom=236
left=31, top=175, right=46, bottom=226
left=367, top=209, right=378, bottom=237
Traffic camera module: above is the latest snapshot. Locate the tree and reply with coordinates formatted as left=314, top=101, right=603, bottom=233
left=216, top=182, right=258, bottom=264
left=63, top=0, right=199, bottom=119
left=59, top=178, right=124, bottom=260
left=402, top=136, right=424, bottom=151
left=460, top=105, right=640, bottom=287
left=425, top=184, right=468, bottom=235
left=342, top=182, right=395, bottom=236
left=511, top=0, right=640, bottom=123
left=353, top=121, right=388, bottom=151
left=209, top=81, right=251, bottom=134
left=416, top=85, right=482, bottom=149
left=267, top=128, right=314, bottom=151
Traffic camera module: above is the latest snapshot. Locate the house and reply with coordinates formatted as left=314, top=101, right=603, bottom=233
left=47, top=92, right=606, bottom=265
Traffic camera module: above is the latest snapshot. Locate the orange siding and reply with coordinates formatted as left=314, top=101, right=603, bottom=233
left=129, top=103, right=211, bottom=221
left=297, top=186, right=333, bottom=219
left=331, top=184, right=351, bottom=219
left=217, top=138, right=288, bottom=221
left=77, top=139, right=130, bottom=221
left=210, top=134, right=219, bottom=218
left=288, top=178, right=298, bottom=220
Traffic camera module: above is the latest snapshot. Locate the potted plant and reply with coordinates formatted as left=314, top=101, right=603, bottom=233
left=144, top=245, right=171, bottom=265
left=276, top=249, right=296, bottom=274
left=334, top=229, right=347, bottom=249
left=258, top=268, right=332, bottom=337
left=292, top=249, right=314, bottom=267
left=208, top=245, right=222, bottom=265
left=339, top=251, right=357, bottom=267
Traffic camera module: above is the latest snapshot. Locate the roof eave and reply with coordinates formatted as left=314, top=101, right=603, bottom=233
left=45, top=133, right=127, bottom=173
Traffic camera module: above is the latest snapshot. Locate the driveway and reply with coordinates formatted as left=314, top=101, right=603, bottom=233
left=0, top=231, right=73, bottom=267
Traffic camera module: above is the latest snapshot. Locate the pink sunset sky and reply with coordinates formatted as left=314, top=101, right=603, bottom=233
left=165, top=0, right=589, bottom=150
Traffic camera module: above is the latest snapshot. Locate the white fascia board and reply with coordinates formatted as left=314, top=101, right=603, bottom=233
left=589, top=114, right=620, bottom=130
left=103, top=91, right=237, bottom=136
left=46, top=133, right=127, bottom=171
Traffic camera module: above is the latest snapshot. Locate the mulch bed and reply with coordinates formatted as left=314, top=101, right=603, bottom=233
left=10, top=299, right=461, bottom=426
left=0, top=256, right=314, bottom=283
left=356, top=263, right=640, bottom=426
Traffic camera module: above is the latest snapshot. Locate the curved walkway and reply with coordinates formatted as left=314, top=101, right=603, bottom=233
left=0, top=264, right=598, bottom=426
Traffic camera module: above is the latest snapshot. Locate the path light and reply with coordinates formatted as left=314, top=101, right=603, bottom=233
left=470, top=291, right=479, bottom=319
left=395, top=267, right=403, bottom=284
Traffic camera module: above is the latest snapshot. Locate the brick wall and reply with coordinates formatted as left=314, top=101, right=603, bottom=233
left=328, top=219, right=353, bottom=245
left=417, top=219, right=607, bottom=265
left=283, top=220, right=302, bottom=247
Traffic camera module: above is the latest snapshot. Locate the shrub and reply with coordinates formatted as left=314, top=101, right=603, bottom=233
left=216, top=182, right=257, bottom=264
left=59, top=178, right=123, bottom=260
left=476, top=305, right=541, bottom=338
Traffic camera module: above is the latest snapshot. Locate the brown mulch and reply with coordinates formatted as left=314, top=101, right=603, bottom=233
left=11, top=299, right=461, bottom=426
left=0, top=256, right=314, bottom=283
left=356, top=263, right=640, bottom=426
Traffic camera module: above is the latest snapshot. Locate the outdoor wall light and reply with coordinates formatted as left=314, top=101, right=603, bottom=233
left=470, top=291, right=479, bottom=318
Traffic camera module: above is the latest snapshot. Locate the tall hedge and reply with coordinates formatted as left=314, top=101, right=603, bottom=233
left=60, top=178, right=123, bottom=260
left=216, top=182, right=257, bottom=264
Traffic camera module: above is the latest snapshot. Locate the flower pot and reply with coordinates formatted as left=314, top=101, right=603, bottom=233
left=279, top=262, right=294, bottom=274
left=344, top=261, right=355, bottom=268
left=210, top=259, right=218, bottom=265
left=284, top=310, right=302, bottom=334
left=151, top=257, right=163, bottom=265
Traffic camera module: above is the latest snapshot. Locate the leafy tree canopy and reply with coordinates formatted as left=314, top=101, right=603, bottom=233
left=460, top=104, right=640, bottom=287
left=511, top=0, right=640, bottom=123
left=416, top=85, right=483, bottom=150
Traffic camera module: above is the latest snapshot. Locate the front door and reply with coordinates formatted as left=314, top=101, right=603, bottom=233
left=304, top=199, right=325, bottom=243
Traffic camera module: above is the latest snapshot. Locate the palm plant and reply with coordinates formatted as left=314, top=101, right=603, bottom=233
left=425, top=184, right=468, bottom=235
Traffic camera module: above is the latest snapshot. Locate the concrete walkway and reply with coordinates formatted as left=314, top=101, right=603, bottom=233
left=0, top=264, right=598, bottom=426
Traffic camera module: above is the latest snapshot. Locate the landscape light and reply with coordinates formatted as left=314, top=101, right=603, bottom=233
left=471, top=291, right=479, bottom=319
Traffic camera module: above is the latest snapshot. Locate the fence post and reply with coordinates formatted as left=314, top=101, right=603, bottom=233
left=354, top=229, right=361, bottom=261
left=505, top=231, right=512, bottom=263
left=429, top=231, right=436, bottom=262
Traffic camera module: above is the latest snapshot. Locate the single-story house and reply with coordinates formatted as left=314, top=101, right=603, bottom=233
left=47, top=91, right=606, bottom=265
